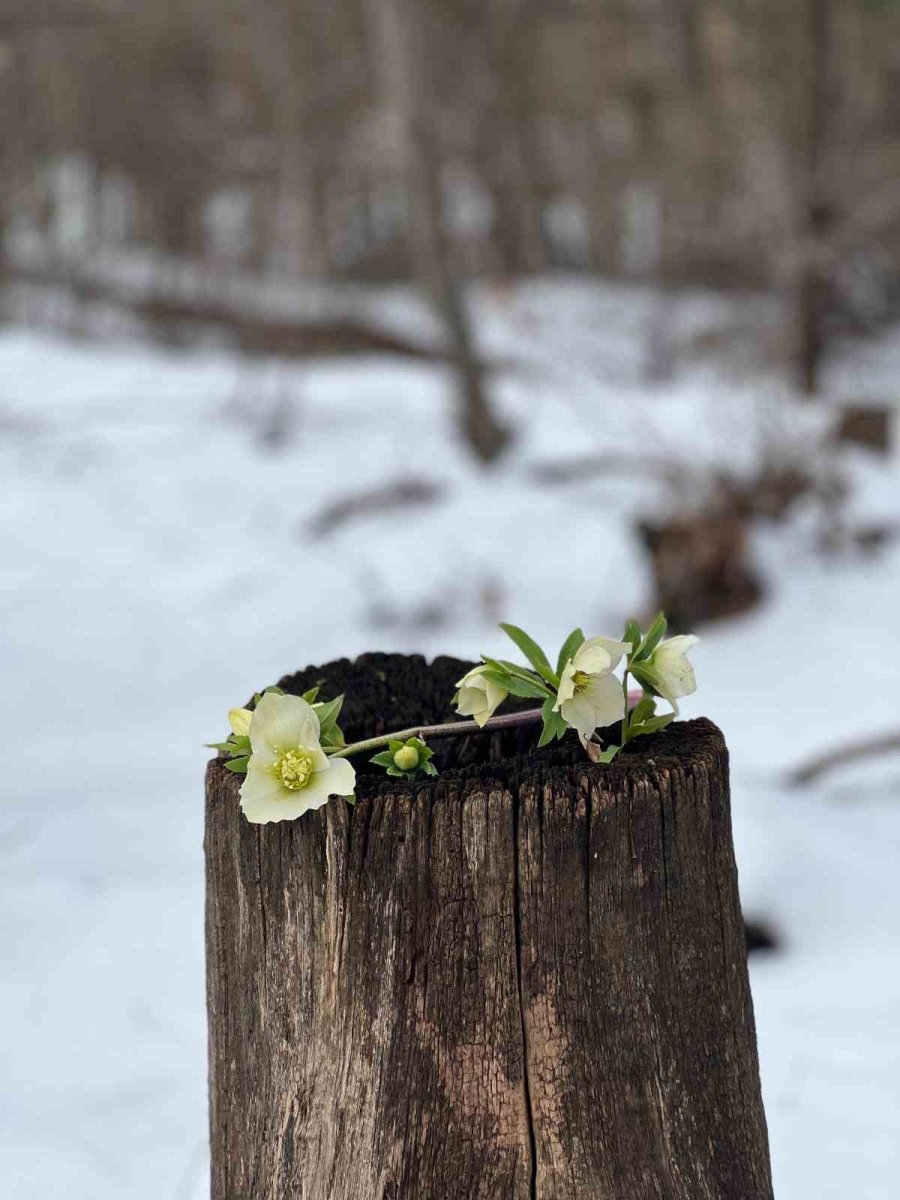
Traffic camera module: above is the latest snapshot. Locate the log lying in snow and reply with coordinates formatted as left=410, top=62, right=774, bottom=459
left=788, top=727, right=900, bottom=786
left=205, top=653, right=773, bottom=1200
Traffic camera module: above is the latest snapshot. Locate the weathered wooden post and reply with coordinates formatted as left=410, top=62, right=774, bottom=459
left=205, top=653, right=773, bottom=1199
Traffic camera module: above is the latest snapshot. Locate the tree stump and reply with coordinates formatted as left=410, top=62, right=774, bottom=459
left=205, top=654, right=773, bottom=1200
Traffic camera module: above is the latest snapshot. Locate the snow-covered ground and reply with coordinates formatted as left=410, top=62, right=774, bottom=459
left=1, top=279, right=899, bottom=1198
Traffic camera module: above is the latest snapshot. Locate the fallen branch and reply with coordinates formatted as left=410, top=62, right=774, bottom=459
left=305, top=478, right=443, bottom=539
left=789, top=729, right=900, bottom=786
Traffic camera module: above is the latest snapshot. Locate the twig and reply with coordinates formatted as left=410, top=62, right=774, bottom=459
left=331, top=708, right=545, bottom=759
left=789, top=729, right=900, bottom=786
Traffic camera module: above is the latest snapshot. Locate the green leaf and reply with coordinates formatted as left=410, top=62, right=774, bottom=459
left=632, top=695, right=656, bottom=722
left=499, top=623, right=557, bottom=686
left=501, top=674, right=554, bottom=700
left=482, top=658, right=553, bottom=699
left=481, top=656, right=548, bottom=687
left=300, top=686, right=320, bottom=704
left=629, top=661, right=660, bottom=695
left=314, top=695, right=344, bottom=729
left=635, top=713, right=675, bottom=735
left=344, top=792, right=356, bottom=806
left=626, top=713, right=675, bottom=741
left=556, top=627, right=586, bottom=676
left=627, top=695, right=657, bottom=735
left=315, top=695, right=346, bottom=750
left=224, top=756, right=250, bottom=774
left=262, top=685, right=285, bottom=696
left=537, top=695, right=567, bottom=748
left=207, top=733, right=252, bottom=754
left=422, top=761, right=439, bottom=776
left=624, top=619, right=643, bottom=658
left=595, top=744, right=621, bottom=764
left=479, top=665, right=510, bottom=682
left=370, top=751, right=396, bottom=769
left=406, top=738, right=434, bottom=762
left=477, top=668, right=508, bottom=688
left=479, top=665, right=551, bottom=700
left=635, top=612, right=667, bottom=662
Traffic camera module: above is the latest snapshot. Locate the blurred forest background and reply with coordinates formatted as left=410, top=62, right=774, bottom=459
left=4, top=0, right=900, bottom=403
left=2, top=3, right=900, bottom=1199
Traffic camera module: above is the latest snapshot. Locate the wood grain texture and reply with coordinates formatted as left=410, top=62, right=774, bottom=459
left=206, top=654, right=773, bottom=1200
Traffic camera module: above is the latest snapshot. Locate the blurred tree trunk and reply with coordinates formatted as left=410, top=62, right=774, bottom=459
left=795, top=0, right=833, bottom=396
left=628, top=81, right=676, bottom=382
left=364, top=0, right=510, bottom=463
left=479, top=106, right=548, bottom=279
left=494, top=9, right=551, bottom=277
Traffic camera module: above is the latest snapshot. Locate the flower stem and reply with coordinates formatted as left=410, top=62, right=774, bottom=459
left=330, top=708, right=545, bottom=760
left=621, top=669, right=630, bottom=746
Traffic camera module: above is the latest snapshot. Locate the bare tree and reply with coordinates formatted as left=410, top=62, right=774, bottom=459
left=363, top=0, right=511, bottom=462
left=795, top=0, right=834, bottom=395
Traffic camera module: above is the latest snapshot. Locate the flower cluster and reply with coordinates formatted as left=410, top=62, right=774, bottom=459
left=210, top=613, right=698, bottom=824
left=452, top=618, right=697, bottom=763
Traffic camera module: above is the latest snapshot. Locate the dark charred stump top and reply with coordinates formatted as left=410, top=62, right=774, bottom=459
left=205, top=653, right=773, bottom=1200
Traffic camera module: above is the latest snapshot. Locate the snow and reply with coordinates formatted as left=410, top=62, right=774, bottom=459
left=2, top=279, right=899, bottom=1198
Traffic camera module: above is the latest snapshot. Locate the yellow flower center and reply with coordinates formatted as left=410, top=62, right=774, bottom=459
left=275, top=748, right=315, bottom=791
left=572, top=670, right=591, bottom=692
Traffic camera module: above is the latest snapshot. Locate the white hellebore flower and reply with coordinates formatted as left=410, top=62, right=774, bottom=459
left=228, top=707, right=253, bottom=737
left=554, top=636, right=631, bottom=744
left=637, top=635, right=699, bottom=711
left=239, top=692, right=356, bottom=824
left=455, top=666, right=508, bottom=728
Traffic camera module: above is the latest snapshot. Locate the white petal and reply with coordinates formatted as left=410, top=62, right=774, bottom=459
left=561, top=693, right=598, bottom=739
left=456, top=684, right=487, bottom=719
left=554, top=661, right=577, bottom=710
left=310, top=749, right=331, bottom=773
left=572, top=639, right=613, bottom=675
left=456, top=666, right=487, bottom=689
left=576, top=636, right=630, bottom=673
left=658, top=635, right=699, bottom=661
left=312, top=755, right=357, bottom=799
left=483, top=679, right=508, bottom=717
left=665, top=660, right=697, bottom=699
left=239, top=761, right=290, bottom=823
left=250, top=692, right=321, bottom=756
left=583, top=672, right=627, bottom=726
left=251, top=743, right=277, bottom=770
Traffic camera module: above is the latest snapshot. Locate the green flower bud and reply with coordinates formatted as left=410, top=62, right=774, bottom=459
left=228, top=707, right=253, bottom=737
left=393, top=745, right=420, bottom=772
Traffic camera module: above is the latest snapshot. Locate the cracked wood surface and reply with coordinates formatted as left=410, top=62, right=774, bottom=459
left=205, top=653, right=773, bottom=1200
